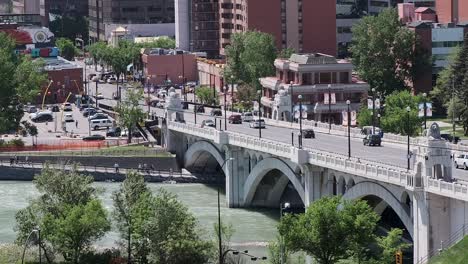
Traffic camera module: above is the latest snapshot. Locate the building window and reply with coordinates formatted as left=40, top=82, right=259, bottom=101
left=319, top=72, right=331, bottom=84
left=432, top=41, right=463, bottom=48
left=122, top=7, right=138, bottom=12
left=337, top=27, right=352, bottom=34
left=221, top=3, right=233, bottom=9
left=340, top=72, right=349, bottom=83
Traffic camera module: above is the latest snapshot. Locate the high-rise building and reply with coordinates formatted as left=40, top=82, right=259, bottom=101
left=89, top=0, right=175, bottom=41
left=12, top=0, right=40, bottom=14
left=436, top=0, right=468, bottom=23
left=40, top=0, right=89, bottom=26
left=175, top=0, right=219, bottom=58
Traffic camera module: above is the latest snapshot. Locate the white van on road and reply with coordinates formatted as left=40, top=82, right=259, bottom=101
left=454, top=154, right=468, bottom=170
left=90, top=119, right=112, bottom=130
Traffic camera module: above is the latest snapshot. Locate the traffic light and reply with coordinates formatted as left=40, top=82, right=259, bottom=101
left=395, top=250, right=403, bottom=264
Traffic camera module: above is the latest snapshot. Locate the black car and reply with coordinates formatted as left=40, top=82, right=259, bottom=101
left=441, top=133, right=460, bottom=144
left=302, top=129, right=315, bottom=139
left=211, top=109, right=222, bottom=116
left=82, top=134, right=105, bottom=141
left=363, top=134, right=382, bottom=146
left=31, top=113, right=53, bottom=123
left=51, top=105, right=60, bottom=112
left=106, top=127, right=121, bottom=137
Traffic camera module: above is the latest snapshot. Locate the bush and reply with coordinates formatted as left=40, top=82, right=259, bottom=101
left=80, top=248, right=124, bottom=264
left=9, top=139, right=25, bottom=147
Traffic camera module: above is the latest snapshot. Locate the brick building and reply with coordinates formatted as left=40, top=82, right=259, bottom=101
left=259, top=53, right=368, bottom=123
left=436, top=0, right=468, bottom=24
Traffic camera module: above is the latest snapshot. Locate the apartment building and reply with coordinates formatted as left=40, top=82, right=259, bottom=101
left=436, top=0, right=468, bottom=24
left=218, top=0, right=336, bottom=56
left=89, top=0, right=175, bottom=41
left=175, top=0, right=219, bottom=58
left=12, top=0, right=40, bottom=14
left=259, top=53, right=368, bottom=123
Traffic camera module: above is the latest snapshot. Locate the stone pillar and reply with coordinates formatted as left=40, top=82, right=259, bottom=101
left=225, top=147, right=247, bottom=208
left=304, top=165, right=324, bottom=207
left=412, top=191, right=430, bottom=264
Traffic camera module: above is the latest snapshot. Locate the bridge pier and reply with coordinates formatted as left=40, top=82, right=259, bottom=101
left=225, top=147, right=248, bottom=208
left=303, top=166, right=325, bottom=207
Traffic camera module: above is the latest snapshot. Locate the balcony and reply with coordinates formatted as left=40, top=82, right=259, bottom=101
left=313, top=102, right=360, bottom=114
left=260, top=77, right=281, bottom=90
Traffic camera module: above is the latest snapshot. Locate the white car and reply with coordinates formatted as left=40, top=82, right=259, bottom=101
left=242, top=112, right=254, bottom=122
left=64, top=113, right=74, bottom=122
left=201, top=119, right=215, bottom=128
left=454, top=154, right=468, bottom=170
left=62, top=103, right=73, bottom=111
left=107, top=77, right=117, bottom=84
left=96, top=93, right=104, bottom=100
left=249, top=118, right=265, bottom=129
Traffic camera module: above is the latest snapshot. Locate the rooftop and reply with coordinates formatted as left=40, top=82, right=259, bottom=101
left=41, top=56, right=82, bottom=71
left=415, top=7, right=435, bottom=14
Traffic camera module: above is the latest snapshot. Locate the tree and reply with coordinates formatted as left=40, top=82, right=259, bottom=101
left=135, top=189, right=213, bottom=264
left=115, top=89, right=145, bottom=143
left=350, top=8, right=430, bottom=95
left=380, top=90, right=422, bottom=136
left=15, top=164, right=111, bottom=264
left=278, top=48, right=295, bottom=59
left=14, top=57, right=47, bottom=103
left=357, top=107, right=373, bottom=128
left=56, top=38, right=78, bottom=60
left=376, top=228, right=410, bottom=264
left=49, top=15, right=88, bottom=43
left=224, top=31, right=277, bottom=89
left=113, top=171, right=152, bottom=263
left=88, top=41, right=108, bottom=70
left=278, top=196, right=380, bottom=264
left=196, top=86, right=218, bottom=105
left=235, top=84, right=257, bottom=110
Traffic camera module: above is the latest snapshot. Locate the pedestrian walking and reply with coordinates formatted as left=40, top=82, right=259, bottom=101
left=114, top=162, right=120, bottom=173
left=150, top=164, right=155, bottom=172
left=138, top=163, right=142, bottom=172
left=75, top=120, right=78, bottom=128
left=10, top=157, right=14, bottom=166
left=25, top=156, right=29, bottom=165
left=14, top=154, right=18, bottom=164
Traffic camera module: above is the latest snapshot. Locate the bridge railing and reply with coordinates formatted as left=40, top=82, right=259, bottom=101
left=425, top=177, right=468, bottom=201
left=168, top=121, right=216, bottom=140
left=227, top=131, right=292, bottom=158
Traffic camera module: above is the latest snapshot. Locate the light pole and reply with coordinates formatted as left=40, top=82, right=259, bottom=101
left=328, top=84, right=332, bottom=131
left=298, top=95, right=303, bottom=149
left=224, top=85, right=228, bottom=131
left=218, top=157, right=234, bottom=264
left=92, top=76, right=99, bottom=109
left=231, top=75, right=235, bottom=106
left=347, top=100, right=351, bottom=159
left=371, top=88, right=376, bottom=135
left=290, top=81, right=294, bottom=123
left=452, top=78, right=456, bottom=139
left=280, top=202, right=290, bottom=264
left=423, top=92, right=427, bottom=130
left=406, top=106, right=411, bottom=171
left=257, top=90, right=262, bottom=139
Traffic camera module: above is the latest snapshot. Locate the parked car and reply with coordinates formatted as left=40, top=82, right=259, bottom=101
left=454, top=154, right=468, bottom=169
left=31, top=111, right=53, bottom=123
left=83, top=108, right=97, bottom=117
left=249, top=118, right=265, bottom=129
left=62, top=103, right=73, bottom=112
left=201, top=119, right=215, bottom=128
left=25, top=105, right=37, bottom=113
left=302, top=129, right=315, bottom=139
left=106, top=127, right=121, bottom=137
left=82, top=134, right=105, bottom=141
left=107, top=77, right=117, bottom=84
left=51, top=105, right=60, bottom=112
left=88, top=113, right=109, bottom=120
left=242, top=112, right=254, bottom=122
left=363, top=134, right=382, bottom=146
left=156, top=102, right=165, bottom=109
left=228, top=114, right=242, bottom=124
left=79, top=104, right=90, bottom=111
left=90, top=119, right=112, bottom=130
left=64, top=113, right=74, bottom=122
left=211, top=109, right=222, bottom=116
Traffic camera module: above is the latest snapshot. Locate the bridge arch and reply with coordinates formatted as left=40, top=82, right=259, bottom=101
left=342, top=181, right=413, bottom=239
left=184, top=140, right=225, bottom=173
left=244, top=157, right=305, bottom=207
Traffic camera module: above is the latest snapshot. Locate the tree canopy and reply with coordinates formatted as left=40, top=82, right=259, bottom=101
left=195, top=86, right=218, bottom=105
left=350, top=8, right=430, bottom=95
left=56, top=38, right=78, bottom=61
left=380, top=90, right=423, bottom=136
left=115, top=88, right=145, bottom=143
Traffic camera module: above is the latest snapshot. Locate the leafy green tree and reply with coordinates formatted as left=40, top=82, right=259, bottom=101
left=278, top=48, right=295, bottom=59
left=15, top=164, right=111, bottom=264
left=224, top=31, right=276, bottom=89
left=196, top=85, right=218, bottom=105
left=380, top=90, right=422, bottom=136
left=350, top=8, right=430, bottom=95
left=235, top=84, right=257, bottom=110
left=135, top=189, right=213, bottom=264
left=88, top=41, right=108, bottom=70
left=376, top=228, right=410, bottom=264
left=115, top=89, right=145, bottom=143
left=278, top=196, right=380, bottom=264
left=113, top=171, right=152, bottom=263
left=357, top=107, right=373, bottom=128
left=56, top=38, right=78, bottom=60
left=14, top=57, right=47, bottom=103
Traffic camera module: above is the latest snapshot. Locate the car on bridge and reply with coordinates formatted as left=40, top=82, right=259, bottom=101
left=64, top=113, right=74, bottom=122
left=249, top=118, right=265, bottom=129
left=242, top=112, right=254, bottom=122
left=31, top=111, right=53, bottom=123
left=201, top=119, right=215, bottom=128
left=62, top=103, right=73, bottom=112
left=454, top=154, right=468, bottom=170
left=363, top=134, right=382, bottom=146
left=228, top=114, right=242, bottom=124
left=302, top=129, right=315, bottom=139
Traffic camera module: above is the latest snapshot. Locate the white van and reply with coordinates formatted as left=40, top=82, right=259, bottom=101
left=242, top=112, right=254, bottom=122
left=90, top=119, right=112, bottom=130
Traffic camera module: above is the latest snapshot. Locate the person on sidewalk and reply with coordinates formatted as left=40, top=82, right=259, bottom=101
left=114, top=162, right=120, bottom=173
left=75, top=120, right=78, bottom=128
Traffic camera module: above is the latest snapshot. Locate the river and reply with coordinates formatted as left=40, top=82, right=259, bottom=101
left=0, top=181, right=278, bottom=257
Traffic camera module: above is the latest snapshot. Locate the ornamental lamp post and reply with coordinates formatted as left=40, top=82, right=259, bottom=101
left=290, top=81, right=294, bottom=123
left=423, top=92, right=427, bottom=130
left=347, top=100, right=351, bottom=159
left=328, top=84, right=332, bottom=131
left=406, top=106, right=411, bottom=171
left=371, top=88, right=376, bottom=135
left=224, top=85, right=228, bottom=131
left=257, top=90, right=262, bottom=138
left=298, top=94, right=303, bottom=149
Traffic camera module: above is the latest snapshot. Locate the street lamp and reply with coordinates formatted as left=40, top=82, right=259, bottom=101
left=257, top=90, right=262, bottom=138
left=21, top=227, right=41, bottom=264
left=298, top=94, right=303, bottom=149
left=231, top=75, right=235, bottom=106
left=377, top=113, right=381, bottom=128
left=224, top=85, right=228, bottom=131
left=290, top=81, right=294, bottom=123
left=406, top=106, right=411, bottom=171
left=280, top=202, right=290, bottom=264
left=218, top=157, right=234, bottom=264
left=423, top=92, right=427, bottom=130
left=371, top=88, right=376, bottom=135
left=92, top=76, right=99, bottom=109
left=347, top=100, right=351, bottom=159
left=328, top=84, right=332, bottom=131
